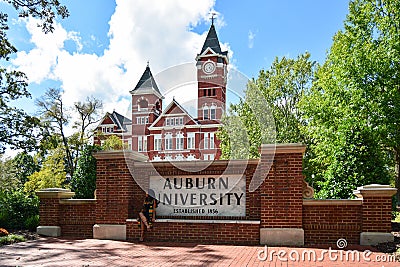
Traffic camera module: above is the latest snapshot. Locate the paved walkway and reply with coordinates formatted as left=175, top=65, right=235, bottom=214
left=0, top=237, right=398, bottom=266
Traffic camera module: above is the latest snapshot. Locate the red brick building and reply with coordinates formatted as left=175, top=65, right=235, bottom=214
left=96, top=23, right=228, bottom=161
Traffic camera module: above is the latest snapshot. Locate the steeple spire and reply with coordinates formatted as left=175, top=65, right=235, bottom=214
left=130, top=63, right=161, bottom=96
left=200, top=23, right=222, bottom=54
left=210, top=12, right=216, bottom=25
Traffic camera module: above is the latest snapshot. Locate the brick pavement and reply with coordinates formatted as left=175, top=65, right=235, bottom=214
left=0, top=237, right=398, bottom=267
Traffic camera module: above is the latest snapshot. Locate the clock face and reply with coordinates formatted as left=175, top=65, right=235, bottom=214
left=202, top=61, right=216, bottom=74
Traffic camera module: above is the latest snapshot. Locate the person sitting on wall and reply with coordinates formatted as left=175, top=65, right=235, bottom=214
left=138, top=189, right=157, bottom=242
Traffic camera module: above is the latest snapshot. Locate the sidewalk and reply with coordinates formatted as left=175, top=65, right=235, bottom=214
left=0, top=237, right=398, bottom=266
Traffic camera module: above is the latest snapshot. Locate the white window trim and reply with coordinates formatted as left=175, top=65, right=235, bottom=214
left=203, top=105, right=209, bottom=120
left=176, top=132, right=184, bottom=150
left=187, top=133, right=195, bottom=150
left=210, top=132, right=215, bottom=149
left=210, top=104, right=217, bottom=120
left=154, top=134, right=162, bottom=151
left=204, top=133, right=209, bottom=149
left=165, top=133, right=173, bottom=150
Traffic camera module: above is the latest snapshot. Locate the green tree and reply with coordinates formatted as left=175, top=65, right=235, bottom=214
left=218, top=53, right=314, bottom=159
left=36, top=88, right=74, bottom=174
left=74, top=96, right=103, bottom=145
left=13, top=152, right=40, bottom=186
left=70, top=145, right=101, bottom=199
left=101, top=135, right=125, bottom=151
left=300, top=0, right=396, bottom=198
left=0, top=1, right=68, bottom=153
left=0, top=156, right=18, bottom=191
left=36, top=89, right=103, bottom=174
left=24, top=146, right=67, bottom=193
left=254, top=53, right=316, bottom=143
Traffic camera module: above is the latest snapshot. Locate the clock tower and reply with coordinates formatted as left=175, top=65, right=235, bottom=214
left=196, top=21, right=228, bottom=122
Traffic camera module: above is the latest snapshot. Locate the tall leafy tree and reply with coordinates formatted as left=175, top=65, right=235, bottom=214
left=36, top=88, right=74, bottom=174
left=72, top=97, right=103, bottom=167
left=36, top=89, right=103, bottom=174
left=0, top=1, right=68, bottom=153
left=13, top=151, right=40, bottom=186
left=74, top=97, right=103, bottom=144
left=24, top=146, right=67, bottom=193
left=301, top=0, right=396, bottom=198
left=0, top=156, right=18, bottom=191
left=218, top=53, right=314, bottom=159
left=70, top=145, right=101, bottom=199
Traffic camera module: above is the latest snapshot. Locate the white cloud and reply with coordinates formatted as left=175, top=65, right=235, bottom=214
left=12, top=0, right=230, bottom=114
left=248, top=30, right=256, bottom=49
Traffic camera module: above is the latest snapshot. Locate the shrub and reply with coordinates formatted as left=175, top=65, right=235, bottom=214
left=0, top=234, right=26, bottom=245
left=0, top=190, right=39, bottom=230
left=24, top=215, right=39, bottom=231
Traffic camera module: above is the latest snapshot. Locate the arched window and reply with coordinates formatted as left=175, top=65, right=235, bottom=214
left=138, top=99, right=148, bottom=111
left=176, top=132, right=184, bottom=150
left=164, top=133, right=173, bottom=150
left=203, top=104, right=209, bottom=120
left=210, top=104, right=216, bottom=120
left=155, top=101, right=161, bottom=114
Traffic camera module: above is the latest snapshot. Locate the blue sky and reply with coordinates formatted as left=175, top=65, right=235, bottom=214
left=3, top=0, right=349, bottom=119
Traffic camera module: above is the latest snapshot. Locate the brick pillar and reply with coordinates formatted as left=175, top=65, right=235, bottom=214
left=354, top=184, right=397, bottom=245
left=93, top=150, right=147, bottom=241
left=36, top=188, right=75, bottom=237
left=259, top=143, right=306, bottom=246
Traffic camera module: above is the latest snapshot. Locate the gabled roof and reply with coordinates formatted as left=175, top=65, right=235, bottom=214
left=130, top=64, right=162, bottom=97
left=149, top=98, right=198, bottom=129
left=99, top=111, right=131, bottom=132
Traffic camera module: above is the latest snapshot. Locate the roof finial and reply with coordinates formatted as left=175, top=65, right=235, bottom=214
left=147, top=60, right=149, bottom=67
left=210, top=12, right=217, bottom=25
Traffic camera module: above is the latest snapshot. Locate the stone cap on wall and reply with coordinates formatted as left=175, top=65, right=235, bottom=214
left=135, top=158, right=260, bottom=168
left=260, top=143, right=306, bottom=155
left=36, top=188, right=75, bottom=199
left=93, top=150, right=148, bottom=161
left=59, top=199, right=96, bottom=204
left=353, top=184, right=397, bottom=198
left=303, top=199, right=362, bottom=206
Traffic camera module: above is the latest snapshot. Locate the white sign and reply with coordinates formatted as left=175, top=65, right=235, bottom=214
left=150, top=175, right=246, bottom=217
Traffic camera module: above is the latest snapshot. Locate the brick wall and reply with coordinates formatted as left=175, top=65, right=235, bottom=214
left=126, top=220, right=259, bottom=245
left=303, top=200, right=362, bottom=245
left=59, top=201, right=96, bottom=238
left=36, top=146, right=396, bottom=246
left=361, top=197, right=392, bottom=232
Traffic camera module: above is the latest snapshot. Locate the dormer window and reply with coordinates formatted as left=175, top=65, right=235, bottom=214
left=101, top=126, right=114, bottom=133
left=165, top=117, right=184, bottom=126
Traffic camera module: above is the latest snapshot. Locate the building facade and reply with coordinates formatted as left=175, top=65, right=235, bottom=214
left=96, top=23, right=228, bottom=161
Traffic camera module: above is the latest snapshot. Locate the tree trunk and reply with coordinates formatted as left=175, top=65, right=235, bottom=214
left=395, top=149, right=400, bottom=206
